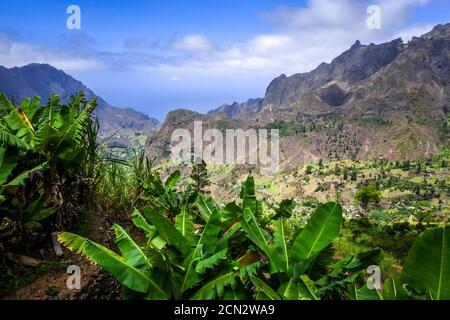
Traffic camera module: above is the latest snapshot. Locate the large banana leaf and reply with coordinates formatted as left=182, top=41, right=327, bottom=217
left=277, top=276, right=319, bottom=300
left=165, top=170, right=180, bottom=191
left=180, top=248, right=202, bottom=293
left=58, top=232, right=168, bottom=298
left=143, top=207, right=191, bottom=255
left=174, top=206, right=196, bottom=243
left=0, top=128, right=30, bottom=151
left=221, top=201, right=241, bottom=229
left=180, top=200, right=223, bottom=292
left=57, top=97, right=96, bottom=147
left=273, top=218, right=289, bottom=272
left=196, top=194, right=219, bottom=221
left=195, top=249, right=227, bottom=273
left=111, top=224, right=151, bottom=270
left=131, top=208, right=156, bottom=239
left=240, top=176, right=262, bottom=217
left=0, top=93, right=35, bottom=143
left=196, top=202, right=222, bottom=255
left=402, top=227, right=450, bottom=300
left=240, top=208, right=281, bottom=272
left=19, top=96, right=40, bottom=121
left=0, top=147, right=17, bottom=185
left=3, top=162, right=47, bottom=191
left=191, top=265, right=237, bottom=299
left=290, top=202, right=342, bottom=262
left=250, top=276, right=282, bottom=300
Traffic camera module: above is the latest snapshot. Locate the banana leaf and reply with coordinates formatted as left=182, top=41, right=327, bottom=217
left=402, top=227, right=450, bottom=300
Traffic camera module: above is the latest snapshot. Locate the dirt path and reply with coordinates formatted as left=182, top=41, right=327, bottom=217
left=4, top=209, right=124, bottom=300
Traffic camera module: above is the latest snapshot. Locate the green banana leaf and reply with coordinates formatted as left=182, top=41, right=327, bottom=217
left=250, top=276, right=282, bottom=300
left=290, top=202, right=342, bottom=262
left=191, top=266, right=237, bottom=300
left=165, top=170, right=181, bottom=191
left=240, top=208, right=281, bottom=273
left=58, top=232, right=168, bottom=298
left=240, top=176, right=262, bottom=217
left=0, top=147, right=17, bottom=185
left=111, top=224, right=151, bottom=270
left=402, top=227, right=450, bottom=300
left=143, top=207, right=191, bottom=255
left=273, top=218, right=290, bottom=272
left=196, top=194, right=219, bottom=221
left=174, top=206, right=196, bottom=243
left=131, top=208, right=156, bottom=238
left=180, top=199, right=223, bottom=292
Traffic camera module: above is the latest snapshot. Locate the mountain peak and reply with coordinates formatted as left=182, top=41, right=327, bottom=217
left=0, top=64, right=160, bottom=137
left=350, top=40, right=362, bottom=49
left=423, top=23, right=450, bottom=39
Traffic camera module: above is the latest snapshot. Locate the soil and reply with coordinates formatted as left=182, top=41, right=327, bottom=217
left=2, top=207, right=125, bottom=300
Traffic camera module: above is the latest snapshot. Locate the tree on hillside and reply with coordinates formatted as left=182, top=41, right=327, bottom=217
left=191, top=159, right=210, bottom=194
left=354, top=183, right=381, bottom=213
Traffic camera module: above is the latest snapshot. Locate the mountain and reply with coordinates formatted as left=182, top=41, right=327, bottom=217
left=0, top=64, right=160, bottom=138
left=263, top=38, right=404, bottom=111
left=208, top=98, right=264, bottom=120
left=146, top=108, right=246, bottom=158
left=148, top=23, right=450, bottom=167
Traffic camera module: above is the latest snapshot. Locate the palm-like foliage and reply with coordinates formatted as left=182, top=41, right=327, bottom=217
left=59, top=175, right=450, bottom=300
left=0, top=92, right=98, bottom=231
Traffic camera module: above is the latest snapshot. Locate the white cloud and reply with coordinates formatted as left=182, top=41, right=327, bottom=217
left=172, top=34, right=215, bottom=52
left=147, top=0, right=435, bottom=77
left=0, top=0, right=437, bottom=77
left=0, top=33, right=104, bottom=71
left=394, top=23, right=435, bottom=42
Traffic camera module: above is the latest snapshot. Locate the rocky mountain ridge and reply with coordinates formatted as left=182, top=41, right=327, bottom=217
left=0, top=63, right=160, bottom=137
left=148, top=23, right=450, bottom=168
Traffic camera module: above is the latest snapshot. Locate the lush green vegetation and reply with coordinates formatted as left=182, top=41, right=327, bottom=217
left=1, top=93, right=449, bottom=300
left=59, top=176, right=450, bottom=300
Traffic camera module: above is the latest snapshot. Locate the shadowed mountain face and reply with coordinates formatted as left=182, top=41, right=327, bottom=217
left=0, top=64, right=160, bottom=137
left=149, top=24, right=450, bottom=167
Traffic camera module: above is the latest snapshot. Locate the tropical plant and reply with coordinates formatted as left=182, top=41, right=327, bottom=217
left=57, top=175, right=366, bottom=300
left=0, top=92, right=98, bottom=232
left=355, top=226, right=450, bottom=300
left=140, top=170, right=196, bottom=222
left=59, top=173, right=450, bottom=300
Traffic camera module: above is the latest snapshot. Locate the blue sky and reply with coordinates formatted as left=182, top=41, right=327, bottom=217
left=0, top=0, right=449, bottom=121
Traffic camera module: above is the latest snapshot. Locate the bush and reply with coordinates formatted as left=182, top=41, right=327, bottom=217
left=354, top=184, right=381, bottom=212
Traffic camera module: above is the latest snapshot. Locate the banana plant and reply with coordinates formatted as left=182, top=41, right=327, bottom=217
left=140, top=170, right=197, bottom=221
left=239, top=200, right=344, bottom=300
left=58, top=176, right=344, bottom=300
left=355, top=226, right=450, bottom=300
left=1, top=195, right=56, bottom=231
left=59, top=201, right=258, bottom=299
left=0, top=92, right=98, bottom=229
left=58, top=174, right=450, bottom=300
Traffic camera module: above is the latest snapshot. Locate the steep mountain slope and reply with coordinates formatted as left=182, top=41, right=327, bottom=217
left=0, top=64, right=160, bottom=137
left=263, top=38, right=404, bottom=111
left=147, top=108, right=246, bottom=159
